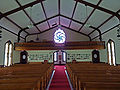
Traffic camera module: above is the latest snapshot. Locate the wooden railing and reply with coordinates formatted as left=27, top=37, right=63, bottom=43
left=14, top=41, right=105, bottom=50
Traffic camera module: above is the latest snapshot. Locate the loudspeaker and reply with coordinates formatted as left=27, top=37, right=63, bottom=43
left=92, top=50, right=100, bottom=63
left=20, top=51, right=28, bottom=64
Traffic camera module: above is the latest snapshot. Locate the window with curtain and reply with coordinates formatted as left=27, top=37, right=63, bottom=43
left=4, top=40, right=13, bottom=67
left=107, top=39, right=116, bottom=66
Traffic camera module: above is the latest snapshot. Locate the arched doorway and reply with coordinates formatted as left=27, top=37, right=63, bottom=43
left=53, top=50, right=67, bottom=65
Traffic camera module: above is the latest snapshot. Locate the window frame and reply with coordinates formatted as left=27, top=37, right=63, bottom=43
left=4, top=40, right=13, bottom=67
left=107, top=39, right=116, bottom=66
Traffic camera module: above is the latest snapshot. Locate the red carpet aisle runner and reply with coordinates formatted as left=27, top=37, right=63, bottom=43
left=49, top=65, right=71, bottom=90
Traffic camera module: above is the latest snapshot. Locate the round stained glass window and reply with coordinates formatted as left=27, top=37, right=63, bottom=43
left=54, top=28, right=66, bottom=43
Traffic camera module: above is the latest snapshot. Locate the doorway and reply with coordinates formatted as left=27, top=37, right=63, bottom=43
left=53, top=50, right=67, bottom=65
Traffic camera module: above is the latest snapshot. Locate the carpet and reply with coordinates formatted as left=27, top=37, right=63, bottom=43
left=49, top=65, right=71, bottom=90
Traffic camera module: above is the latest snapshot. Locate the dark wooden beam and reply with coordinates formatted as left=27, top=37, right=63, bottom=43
left=28, top=25, right=57, bottom=35
left=60, top=14, right=84, bottom=25
left=35, top=14, right=59, bottom=26
left=15, top=0, right=41, bottom=32
left=0, top=25, right=25, bottom=39
left=0, top=0, right=45, bottom=19
left=78, top=0, right=102, bottom=32
left=91, top=24, right=120, bottom=40
left=58, top=0, right=61, bottom=25
left=68, top=1, right=78, bottom=28
left=89, top=26, right=102, bottom=41
left=40, top=2, right=50, bottom=28
left=75, top=0, right=120, bottom=18
left=88, top=9, right=120, bottom=35
left=61, top=25, right=91, bottom=41
left=0, top=12, right=29, bottom=34
left=20, top=14, right=59, bottom=32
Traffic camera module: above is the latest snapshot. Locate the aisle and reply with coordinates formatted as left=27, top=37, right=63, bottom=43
left=48, top=65, right=71, bottom=90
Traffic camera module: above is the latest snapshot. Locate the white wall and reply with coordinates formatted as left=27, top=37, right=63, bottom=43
left=0, top=28, right=24, bottom=65
left=27, top=27, right=89, bottom=42
left=94, top=27, right=120, bottom=64
left=27, top=49, right=93, bottom=63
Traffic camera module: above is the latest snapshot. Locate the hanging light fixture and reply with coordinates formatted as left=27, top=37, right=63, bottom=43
left=36, top=34, right=39, bottom=41
left=27, top=6, right=33, bottom=28
left=84, top=5, right=91, bottom=28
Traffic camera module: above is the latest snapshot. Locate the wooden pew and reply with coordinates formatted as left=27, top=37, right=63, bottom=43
left=0, top=83, right=38, bottom=90
left=82, top=82, right=120, bottom=90
left=66, top=62, right=120, bottom=90
left=0, top=63, right=53, bottom=90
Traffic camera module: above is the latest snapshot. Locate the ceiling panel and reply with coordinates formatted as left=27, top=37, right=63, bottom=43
left=73, top=3, right=93, bottom=22
left=89, top=30, right=99, bottom=39
left=83, top=0, right=100, bottom=5
left=8, top=11, right=30, bottom=28
left=81, top=27, right=94, bottom=35
left=70, top=21, right=82, bottom=31
left=20, top=31, right=27, bottom=37
left=48, top=17, right=59, bottom=28
left=43, top=0, right=58, bottom=18
left=0, top=18, right=20, bottom=34
left=88, top=9, right=112, bottom=27
left=26, top=27, right=40, bottom=34
left=25, top=3, right=45, bottom=23
left=18, top=0, right=35, bottom=6
left=0, top=0, right=18, bottom=13
left=61, top=0, right=75, bottom=17
left=37, top=21, right=49, bottom=32
left=100, top=17, right=119, bottom=33
left=100, top=0, right=120, bottom=12
left=60, top=17, right=70, bottom=27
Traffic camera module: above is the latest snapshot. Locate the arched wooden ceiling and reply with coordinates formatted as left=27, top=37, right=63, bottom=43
left=0, top=0, right=120, bottom=41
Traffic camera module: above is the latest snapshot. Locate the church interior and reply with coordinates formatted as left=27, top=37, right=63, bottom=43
left=0, top=0, right=120, bottom=90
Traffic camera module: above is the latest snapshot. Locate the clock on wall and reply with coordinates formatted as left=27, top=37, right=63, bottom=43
left=54, top=28, right=66, bottom=43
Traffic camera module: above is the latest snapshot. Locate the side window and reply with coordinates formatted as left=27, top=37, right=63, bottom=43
left=107, top=39, right=116, bottom=66
left=4, top=41, right=13, bottom=67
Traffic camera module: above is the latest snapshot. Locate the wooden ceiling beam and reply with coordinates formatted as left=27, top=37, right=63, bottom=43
left=58, top=0, right=61, bottom=25
left=0, top=25, right=25, bottom=39
left=68, top=1, right=78, bottom=28
left=61, top=25, right=91, bottom=41
left=91, top=24, right=120, bottom=40
left=40, top=2, right=50, bottom=28
left=20, top=14, right=59, bottom=33
left=0, top=0, right=45, bottom=19
left=15, top=0, right=41, bottom=33
left=75, top=0, right=120, bottom=18
left=35, top=14, right=59, bottom=26
left=28, top=25, right=57, bottom=35
left=88, top=9, right=120, bottom=35
left=0, top=12, right=29, bottom=35
left=78, top=0, right=102, bottom=32
left=89, top=26, right=102, bottom=41
left=60, top=14, right=84, bottom=25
